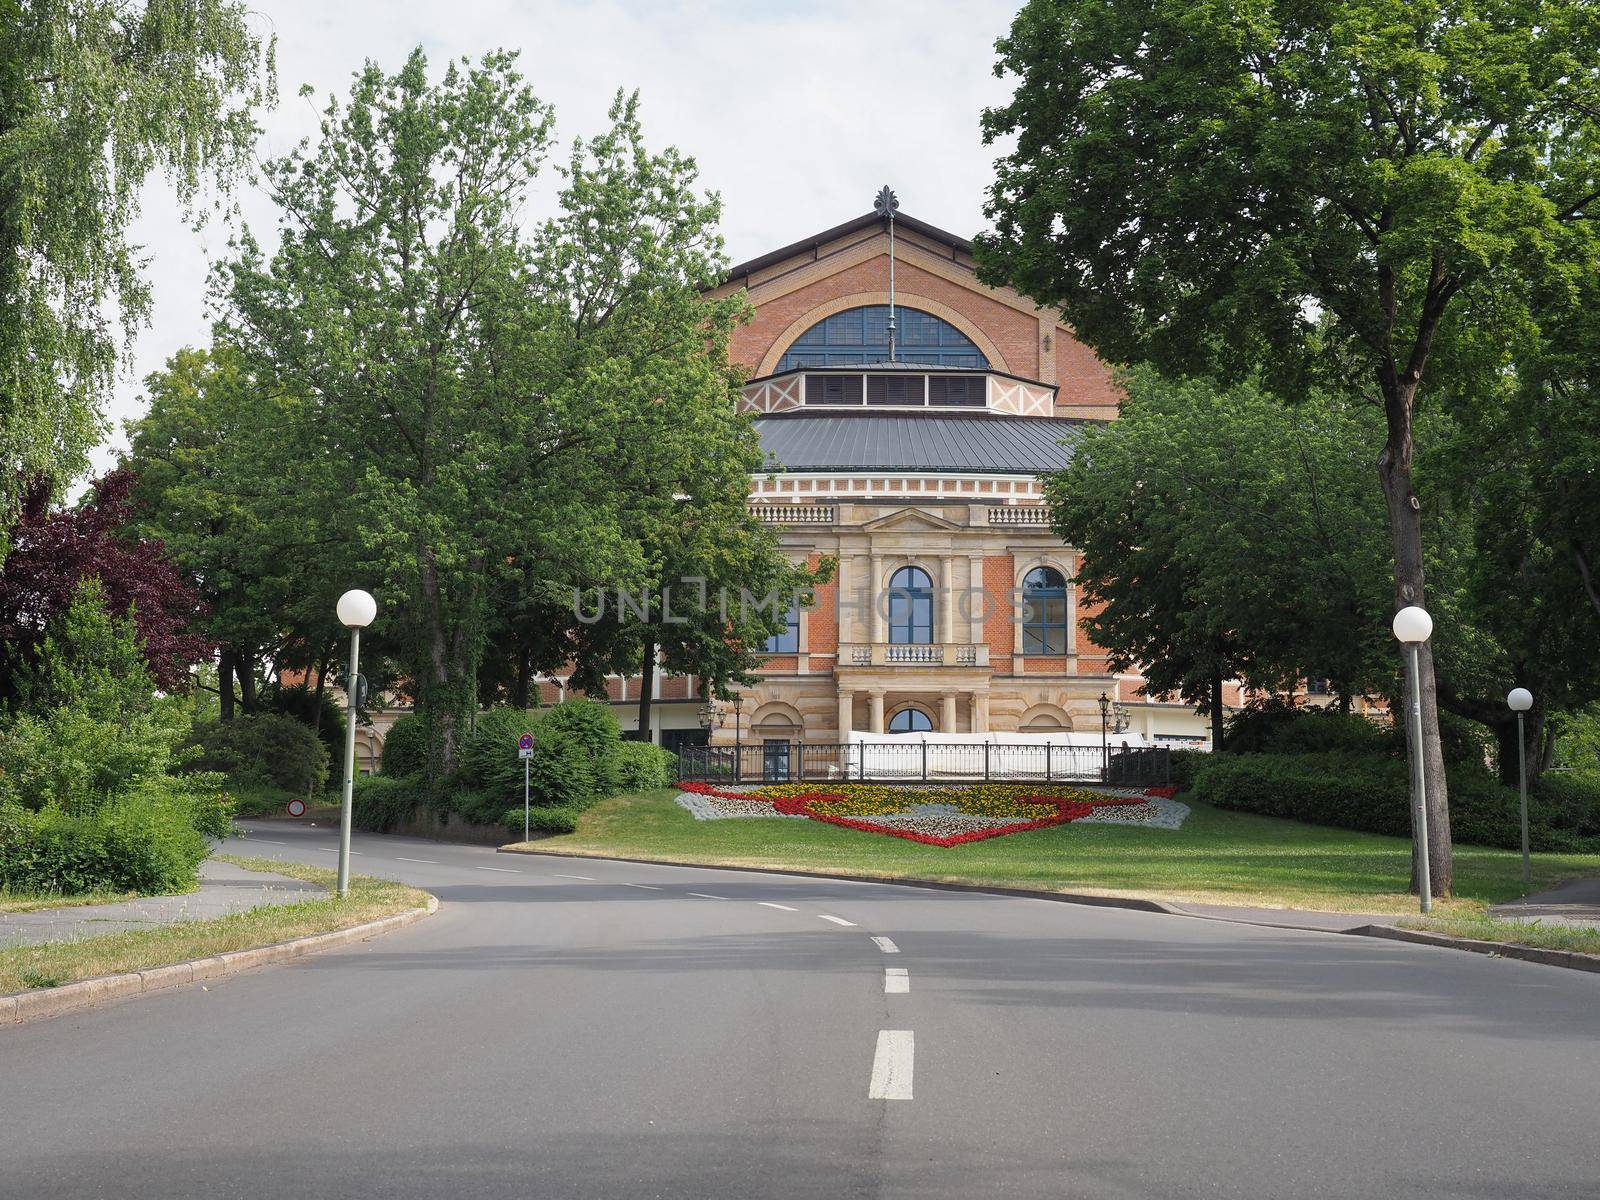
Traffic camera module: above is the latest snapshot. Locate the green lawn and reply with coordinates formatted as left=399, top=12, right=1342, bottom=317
left=506, top=788, right=1600, bottom=917
left=0, top=857, right=430, bottom=994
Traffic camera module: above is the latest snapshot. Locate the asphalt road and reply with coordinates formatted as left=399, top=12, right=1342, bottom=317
left=4, top=819, right=1600, bottom=1200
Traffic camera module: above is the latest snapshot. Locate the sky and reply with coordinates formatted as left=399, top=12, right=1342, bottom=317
left=98, top=0, right=1023, bottom=474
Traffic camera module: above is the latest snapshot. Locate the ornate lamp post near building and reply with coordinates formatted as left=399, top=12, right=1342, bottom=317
left=1507, top=687, right=1534, bottom=884
left=334, top=588, right=376, bottom=897
left=697, top=695, right=745, bottom=782
left=1098, top=691, right=1111, bottom=780
left=1392, top=605, right=1434, bottom=913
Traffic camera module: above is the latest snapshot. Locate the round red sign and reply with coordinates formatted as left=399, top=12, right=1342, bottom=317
left=286, top=798, right=307, bottom=818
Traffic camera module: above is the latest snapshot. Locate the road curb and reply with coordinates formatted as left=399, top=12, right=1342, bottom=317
left=1345, top=923, right=1600, bottom=974
left=3, top=895, right=439, bottom=1027
left=496, top=845, right=1176, bottom=914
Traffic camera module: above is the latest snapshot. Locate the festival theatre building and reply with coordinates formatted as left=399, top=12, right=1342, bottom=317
left=677, top=202, right=1231, bottom=758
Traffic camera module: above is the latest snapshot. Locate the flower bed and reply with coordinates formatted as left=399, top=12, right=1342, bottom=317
left=677, top=780, right=1177, bottom=846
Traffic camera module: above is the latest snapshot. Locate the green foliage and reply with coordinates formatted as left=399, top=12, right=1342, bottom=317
left=0, top=782, right=218, bottom=895
left=0, top=582, right=190, bottom=812
left=0, top=1, right=274, bottom=535
left=261, top=684, right=348, bottom=765
left=380, top=714, right=430, bottom=779
left=183, top=714, right=329, bottom=793
left=351, top=774, right=422, bottom=834
left=457, top=707, right=540, bottom=803
left=611, top=741, right=678, bottom=792
left=1223, top=701, right=1392, bottom=758
left=502, top=803, right=582, bottom=837
left=1191, top=753, right=1600, bottom=852
left=537, top=698, right=621, bottom=792
left=524, top=729, right=597, bottom=809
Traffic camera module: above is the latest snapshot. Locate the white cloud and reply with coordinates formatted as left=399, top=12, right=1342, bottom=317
left=98, top=0, right=1021, bottom=471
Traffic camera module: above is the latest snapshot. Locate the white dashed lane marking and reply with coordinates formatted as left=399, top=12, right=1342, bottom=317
left=818, top=914, right=856, bottom=927
left=884, top=968, right=910, bottom=994
left=554, top=874, right=595, bottom=881
left=619, top=883, right=662, bottom=890
left=396, top=857, right=440, bottom=864
left=758, top=902, right=798, bottom=912
left=687, top=893, right=725, bottom=900
left=871, top=937, right=899, bottom=953
left=474, top=866, right=520, bottom=874
left=249, top=839, right=287, bottom=845
left=869, top=1031, right=914, bottom=1100
left=315, top=848, right=361, bottom=856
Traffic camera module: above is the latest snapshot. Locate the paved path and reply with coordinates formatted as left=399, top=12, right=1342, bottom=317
left=1492, top=875, right=1600, bottom=927
left=4, top=819, right=1599, bottom=1199
left=0, top=859, right=323, bottom=948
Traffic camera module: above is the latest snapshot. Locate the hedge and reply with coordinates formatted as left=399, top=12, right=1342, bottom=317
left=537, top=699, right=621, bottom=793
left=1190, top=751, right=1600, bottom=852
left=611, top=741, right=677, bottom=792
left=184, top=714, right=329, bottom=794
left=380, top=713, right=429, bottom=778
left=351, top=774, right=423, bottom=834
left=501, top=803, right=583, bottom=837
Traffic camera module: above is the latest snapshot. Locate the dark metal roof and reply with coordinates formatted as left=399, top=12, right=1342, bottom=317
left=752, top=412, right=1084, bottom=476
left=722, top=210, right=972, bottom=285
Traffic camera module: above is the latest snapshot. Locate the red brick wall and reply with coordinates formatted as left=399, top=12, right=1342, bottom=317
left=1075, top=596, right=1115, bottom=678
left=1054, top=327, right=1121, bottom=415
left=982, top=554, right=1015, bottom=674
left=806, top=551, right=838, bottom=657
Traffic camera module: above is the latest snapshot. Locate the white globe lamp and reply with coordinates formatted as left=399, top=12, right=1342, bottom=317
left=336, top=588, right=377, bottom=629
left=1507, top=687, right=1533, bottom=713
left=1391, top=606, right=1433, bottom=644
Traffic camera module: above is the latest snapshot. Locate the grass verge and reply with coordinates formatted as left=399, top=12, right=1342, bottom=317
left=1396, top=915, right=1600, bottom=956
left=0, top=886, right=196, bottom=915
left=0, top=856, right=430, bottom=994
left=504, top=788, right=1600, bottom=917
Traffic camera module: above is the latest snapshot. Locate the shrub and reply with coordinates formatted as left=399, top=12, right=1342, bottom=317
left=1190, top=751, right=1600, bottom=852
left=1261, top=711, right=1390, bottom=756
left=184, top=714, right=329, bottom=793
left=0, top=787, right=213, bottom=895
left=525, top=728, right=596, bottom=809
left=501, top=803, right=582, bottom=837
left=351, top=774, right=421, bottom=833
left=1167, top=749, right=1207, bottom=792
left=451, top=787, right=514, bottom=828
left=381, top=713, right=429, bottom=777
left=458, top=707, right=540, bottom=802
left=262, top=683, right=348, bottom=765
left=537, top=698, right=621, bottom=792
left=611, top=741, right=677, bottom=792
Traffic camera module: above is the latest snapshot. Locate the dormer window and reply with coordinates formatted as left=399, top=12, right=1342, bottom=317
left=779, top=305, right=988, bottom=371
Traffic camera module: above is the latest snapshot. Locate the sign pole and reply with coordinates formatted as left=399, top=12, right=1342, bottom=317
left=524, top=754, right=531, bottom=843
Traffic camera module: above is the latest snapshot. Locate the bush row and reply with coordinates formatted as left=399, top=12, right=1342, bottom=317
left=1189, top=751, right=1600, bottom=852
left=358, top=699, right=677, bottom=837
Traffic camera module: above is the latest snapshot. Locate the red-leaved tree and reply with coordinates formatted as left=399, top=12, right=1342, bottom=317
left=0, top=468, right=211, bottom=702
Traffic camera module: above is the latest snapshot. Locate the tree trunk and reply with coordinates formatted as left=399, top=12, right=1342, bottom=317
left=1378, top=380, right=1453, bottom=899
left=1209, top=671, right=1225, bottom=749
left=218, top=648, right=237, bottom=721
left=310, top=641, right=332, bottom=741
left=237, top=650, right=259, bottom=715
left=512, top=643, right=532, bottom=711
left=635, top=640, right=656, bottom=743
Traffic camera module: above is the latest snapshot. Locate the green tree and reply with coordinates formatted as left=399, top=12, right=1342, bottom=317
left=0, top=0, right=273, bottom=534
left=1048, top=369, right=1394, bottom=745
left=979, top=0, right=1600, bottom=896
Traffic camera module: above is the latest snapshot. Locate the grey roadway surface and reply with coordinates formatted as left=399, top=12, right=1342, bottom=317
left=4, top=820, right=1600, bottom=1200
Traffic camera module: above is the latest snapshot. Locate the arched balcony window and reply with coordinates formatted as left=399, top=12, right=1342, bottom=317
left=887, top=566, right=933, bottom=644
left=1021, top=566, right=1069, bottom=655
left=888, top=708, right=933, bottom=733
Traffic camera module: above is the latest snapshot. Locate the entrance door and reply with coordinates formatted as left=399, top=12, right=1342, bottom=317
left=762, top=738, right=791, bottom=781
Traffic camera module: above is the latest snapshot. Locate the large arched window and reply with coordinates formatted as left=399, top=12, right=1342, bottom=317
left=887, top=566, right=934, bottom=644
left=1021, top=567, right=1069, bottom=655
left=888, top=707, right=933, bottom=733
left=778, top=305, right=989, bottom=371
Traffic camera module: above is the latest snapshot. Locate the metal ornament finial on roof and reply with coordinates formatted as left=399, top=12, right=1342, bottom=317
left=875, top=186, right=899, bottom=361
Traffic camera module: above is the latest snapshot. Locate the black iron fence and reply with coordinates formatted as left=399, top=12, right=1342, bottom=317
left=677, top=742, right=1171, bottom=787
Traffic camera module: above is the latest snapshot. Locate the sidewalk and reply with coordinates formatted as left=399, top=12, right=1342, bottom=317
left=1490, top=876, right=1600, bottom=927
left=0, top=860, right=324, bottom=948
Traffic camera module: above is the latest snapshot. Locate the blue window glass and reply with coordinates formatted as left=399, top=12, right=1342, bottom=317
left=763, top=600, right=800, bottom=654
left=887, top=566, right=933, bottom=645
left=888, top=708, right=933, bottom=733
left=779, top=306, right=989, bottom=371
left=1021, top=567, right=1069, bottom=655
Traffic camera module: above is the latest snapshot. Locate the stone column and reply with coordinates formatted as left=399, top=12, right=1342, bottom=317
left=972, top=692, right=989, bottom=733
left=869, top=689, right=886, bottom=734
left=967, top=554, right=986, bottom=643
left=941, top=690, right=958, bottom=735
left=939, top=554, right=955, bottom=645
left=837, top=689, right=853, bottom=740
left=870, top=552, right=885, bottom=644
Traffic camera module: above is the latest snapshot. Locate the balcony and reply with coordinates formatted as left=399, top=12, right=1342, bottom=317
left=989, top=505, right=1050, bottom=526
left=749, top=503, right=835, bottom=525
left=839, top=642, right=991, bottom=669
left=740, top=365, right=1058, bottom=418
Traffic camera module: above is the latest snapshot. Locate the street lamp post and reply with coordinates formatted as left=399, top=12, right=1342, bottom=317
left=733, top=694, right=744, bottom=783
left=1392, top=606, right=1434, bottom=914
left=334, top=589, right=377, bottom=897
left=1098, top=691, right=1110, bottom=781
left=1507, top=687, right=1533, bottom=885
